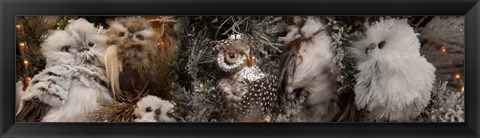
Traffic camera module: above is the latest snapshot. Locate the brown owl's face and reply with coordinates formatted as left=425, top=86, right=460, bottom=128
left=215, top=38, right=253, bottom=74
left=106, top=17, right=158, bottom=49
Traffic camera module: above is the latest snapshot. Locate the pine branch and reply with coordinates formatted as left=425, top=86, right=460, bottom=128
left=417, top=80, right=464, bottom=122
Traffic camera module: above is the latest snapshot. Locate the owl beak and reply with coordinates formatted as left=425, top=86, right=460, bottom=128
left=78, top=48, right=89, bottom=53
left=246, top=50, right=253, bottom=67
left=366, top=43, right=376, bottom=54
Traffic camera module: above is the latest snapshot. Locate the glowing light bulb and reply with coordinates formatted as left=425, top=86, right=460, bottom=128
left=16, top=24, right=21, bottom=29
left=26, top=76, right=32, bottom=82
left=454, top=73, right=461, bottom=79
left=441, top=47, right=447, bottom=53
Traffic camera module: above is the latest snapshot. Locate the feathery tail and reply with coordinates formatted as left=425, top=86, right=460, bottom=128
left=105, top=46, right=122, bottom=100
left=87, top=101, right=136, bottom=122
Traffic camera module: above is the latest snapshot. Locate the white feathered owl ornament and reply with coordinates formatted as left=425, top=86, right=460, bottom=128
left=16, top=18, right=112, bottom=122
left=348, top=18, right=436, bottom=121
left=133, top=95, right=176, bottom=122
left=280, top=16, right=339, bottom=122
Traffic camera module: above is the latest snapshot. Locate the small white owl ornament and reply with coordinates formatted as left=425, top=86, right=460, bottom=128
left=348, top=18, right=436, bottom=121
left=133, top=95, right=176, bottom=122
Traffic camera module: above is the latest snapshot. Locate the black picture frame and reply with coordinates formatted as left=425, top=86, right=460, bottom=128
left=1, top=0, right=479, bottom=137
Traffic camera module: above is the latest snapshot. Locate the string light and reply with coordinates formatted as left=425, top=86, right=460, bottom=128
left=25, top=76, right=32, bottom=82
left=441, top=46, right=447, bottom=53
left=19, top=42, right=27, bottom=49
left=454, top=73, right=461, bottom=79
left=16, top=24, right=21, bottom=29
left=461, top=86, right=464, bottom=92
left=23, top=60, right=29, bottom=66
left=19, top=42, right=26, bottom=48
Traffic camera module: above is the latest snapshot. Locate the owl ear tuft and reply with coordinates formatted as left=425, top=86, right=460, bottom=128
left=213, top=42, right=225, bottom=52
left=228, top=34, right=243, bottom=40
left=237, top=37, right=253, bottom=50
left=397, top=18, right=409, bottom=26
left=106, top=19, right=115, bottom=26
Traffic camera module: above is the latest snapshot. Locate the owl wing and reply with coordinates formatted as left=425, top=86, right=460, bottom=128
left=239, top=75, right=278, bottom=122
left=16, top=65, right=72, bottom=122
left=215, top=78, right=247, bottom=122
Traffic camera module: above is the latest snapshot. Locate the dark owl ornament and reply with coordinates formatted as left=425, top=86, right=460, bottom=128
left=104, top=16, right=177, bottom=103
left=214, top=34, right=278, bottom=122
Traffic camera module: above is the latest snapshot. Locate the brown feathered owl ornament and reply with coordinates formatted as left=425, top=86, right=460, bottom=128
left=215, top=34, right=278, bottom=122
left=104, top=16, right=176, bottom=103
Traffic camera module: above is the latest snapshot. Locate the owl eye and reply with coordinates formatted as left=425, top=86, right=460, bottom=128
left=146, top=107, right=152, bottom=112
left=88, top=42, right=94, bottom=47
left=225, top=52, right=239, bottom=64
left=229, top=53, right=236, bottom=59
left=61, top=45, right=71, bottom=52
left=136, top=35, right=144, bottom=40
left=378, top=41, right=386, bottom=49
left=119, top=32, right=125, bottom=37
